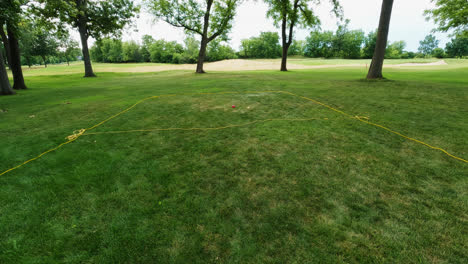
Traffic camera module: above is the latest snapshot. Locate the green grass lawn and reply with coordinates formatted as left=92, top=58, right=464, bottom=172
left=1, top=60, right=467, bottom=263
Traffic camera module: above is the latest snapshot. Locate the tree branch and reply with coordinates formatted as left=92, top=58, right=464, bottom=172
left=165, top=18, right=203, bottom=35
left=286, top=0, right=300, bottom=46
left=207, top=13, right=233, bottom=42
left=207, top=0, right=236, bottom=42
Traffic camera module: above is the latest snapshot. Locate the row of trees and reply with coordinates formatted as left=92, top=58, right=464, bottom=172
left=1, top=22, right=81, bottom=68
left=90, top=36, right=237, bottom=64
left=238, top=30, right=467, bottom=60
left=1, top=0, right=467, bottom=95
left=90, top=29, right=467, bottom=64
left=1, top=0, right=138, bottom=95
left=150, top=0, right=465, bottom=75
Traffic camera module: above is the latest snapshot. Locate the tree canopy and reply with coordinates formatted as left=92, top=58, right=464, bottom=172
left=445, top=33, right=468, bottom=58
left=240, top=32, right=282, bottom=58
left=31, top=25, right=59, bottom=67
left=425, top=0, right=468, bottom=35
left=264, top=0, right=342, bottom=71
left=147, top=0, right=240, bottom=73
left=418, top=34, right=440, bottom=55
left=0, top=0, right=29, bottom=90
left=34, top=0, right=139, bottom=77
left=35, top=0, right=139, bottom=39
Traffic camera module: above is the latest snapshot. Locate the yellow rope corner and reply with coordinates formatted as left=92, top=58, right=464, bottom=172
left=66, top=129, right=86, bottom=141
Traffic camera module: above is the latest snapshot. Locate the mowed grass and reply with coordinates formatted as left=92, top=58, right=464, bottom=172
left=0, top=60, right=467, bottom=263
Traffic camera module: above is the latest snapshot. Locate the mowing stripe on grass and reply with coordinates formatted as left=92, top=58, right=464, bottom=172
left=1, top=90, right=466, bottom=177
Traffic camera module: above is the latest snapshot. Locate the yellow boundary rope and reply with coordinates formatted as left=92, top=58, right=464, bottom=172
left=1, top=90, right=466, bottom=176
left=281, top=91, right=468, bottom=164
left=84, top=118, right=321, bottom=136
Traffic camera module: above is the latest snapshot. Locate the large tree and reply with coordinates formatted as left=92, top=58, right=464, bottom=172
left=425, top=0, right=468, bottom=35
left=0, top=0, right=28, bottom=90
left=59, top=37, right=81, bottom=66
left=0, top=26, right=11, bottom=68
left=418, top=34, right=439, bottom=56
left=304, top=30, right=334, bottom=58
left=362, top=31, right=377, bottom=59
left=36, top=0, right=139, bottom=77
left=445, top=34, right=468, bottom=58
left=264, top=0, right=342, bottom=71
left=32, top=26, right=59, bottom=68
left=367, top=0, right=394, bottom=80
left=18, top=20, right=36, bottom=68
left=147, top=0, right=239, bottom=73
left=240, top=32, right=282, bottom=58
left=0, top=46, right=14, bottom=95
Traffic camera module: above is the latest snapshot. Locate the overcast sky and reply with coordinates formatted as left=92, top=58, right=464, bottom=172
left=81, top=0, right=450, bottom=52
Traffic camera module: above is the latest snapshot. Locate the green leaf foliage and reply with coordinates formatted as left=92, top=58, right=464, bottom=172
left=90, top=35, right=237, bottom=64
left=304, top=23, right=365, bottom=59
left=425, top=0, right=468, bottom=35
left=362, top=31, right=377, bottom=59
left=288, top=40, right=306, bottom=56
left=146, top=0, right=239, bottom=42
left=418, top=34, right=440, bottom=56
left=0, top=0, right=29, bottom=33
left=445, top=33, right=468, bottom=58
left=206, top=39, right=237, bottom=61
left=35, top=0, right=139, bottom=39
left=304, top=30, right=334, bottom=58
left=239, top=32, right=282, bottom=58
left=264, top=0, right=342, bottom=44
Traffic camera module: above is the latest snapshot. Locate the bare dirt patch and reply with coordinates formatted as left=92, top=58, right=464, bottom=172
left=389, top=60, right=447, bottom=67
left=113, top=59, right=363, bottom=73
left=113, top=59, right=448, bottom=73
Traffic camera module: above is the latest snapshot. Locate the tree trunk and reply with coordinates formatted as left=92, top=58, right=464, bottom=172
left=78, top=20, right=96, bottom=77
left=279, top=0, right=298, bottom=72
left=367, top=0, right=394, bottom=79
left=0, top=49, right=14, bottom=95
left=7, top=25, right=27, bottom=90
left=196, top=37, right=208, bottom=73
left=195, top=0, right=213, bottom=74
left=42, top=56, right=47, bottom=68
left=0, top=28, right=11, bottom=68
left=281, top=45, right=289, bottom=72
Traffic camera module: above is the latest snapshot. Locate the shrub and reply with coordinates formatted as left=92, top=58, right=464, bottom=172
left=432, top=48, right=445, bottom=58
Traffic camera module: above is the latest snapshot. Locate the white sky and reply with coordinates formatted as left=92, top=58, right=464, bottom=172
left=79, top=0, right=450, bottom=52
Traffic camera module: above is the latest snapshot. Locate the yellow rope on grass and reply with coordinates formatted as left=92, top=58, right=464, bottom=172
left=0, top=90, right=466, bottom=177
left=0, top=95, right=161, bottom=176
left=0, top=133, right=83, bottom=176
left=354, top=117, right=468, bottom=163
left=84, top=118, right=322, bottom=136
left=281, top=91, right=468, bottom=164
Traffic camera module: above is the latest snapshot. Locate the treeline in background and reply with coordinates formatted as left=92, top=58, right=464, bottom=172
left=90, top=35, right=237, bottom=64
left=90, top=24, right=467, bottom=64
left=238, top=22, right=467, bottom=59
left=3, top=23, right=467, bottom=68
left=0, top=20, right=81, bottom=68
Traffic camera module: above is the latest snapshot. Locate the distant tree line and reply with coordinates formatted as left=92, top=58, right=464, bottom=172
left=90, top=35, right=237, bottom=64
left=89, top=29, right=467, bottom=65
left=1, top=31, right=81, bottom=68
left=1, top=0, right=467, bottom=95
left=1, top=14, right=82, bottom=69
left=239, top=27, right=468, bottom=60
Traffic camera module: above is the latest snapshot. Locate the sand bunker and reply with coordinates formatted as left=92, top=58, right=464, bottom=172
left=114, top=59, right=448, bottom=73
left=389, top=60, right=447, bottom=67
